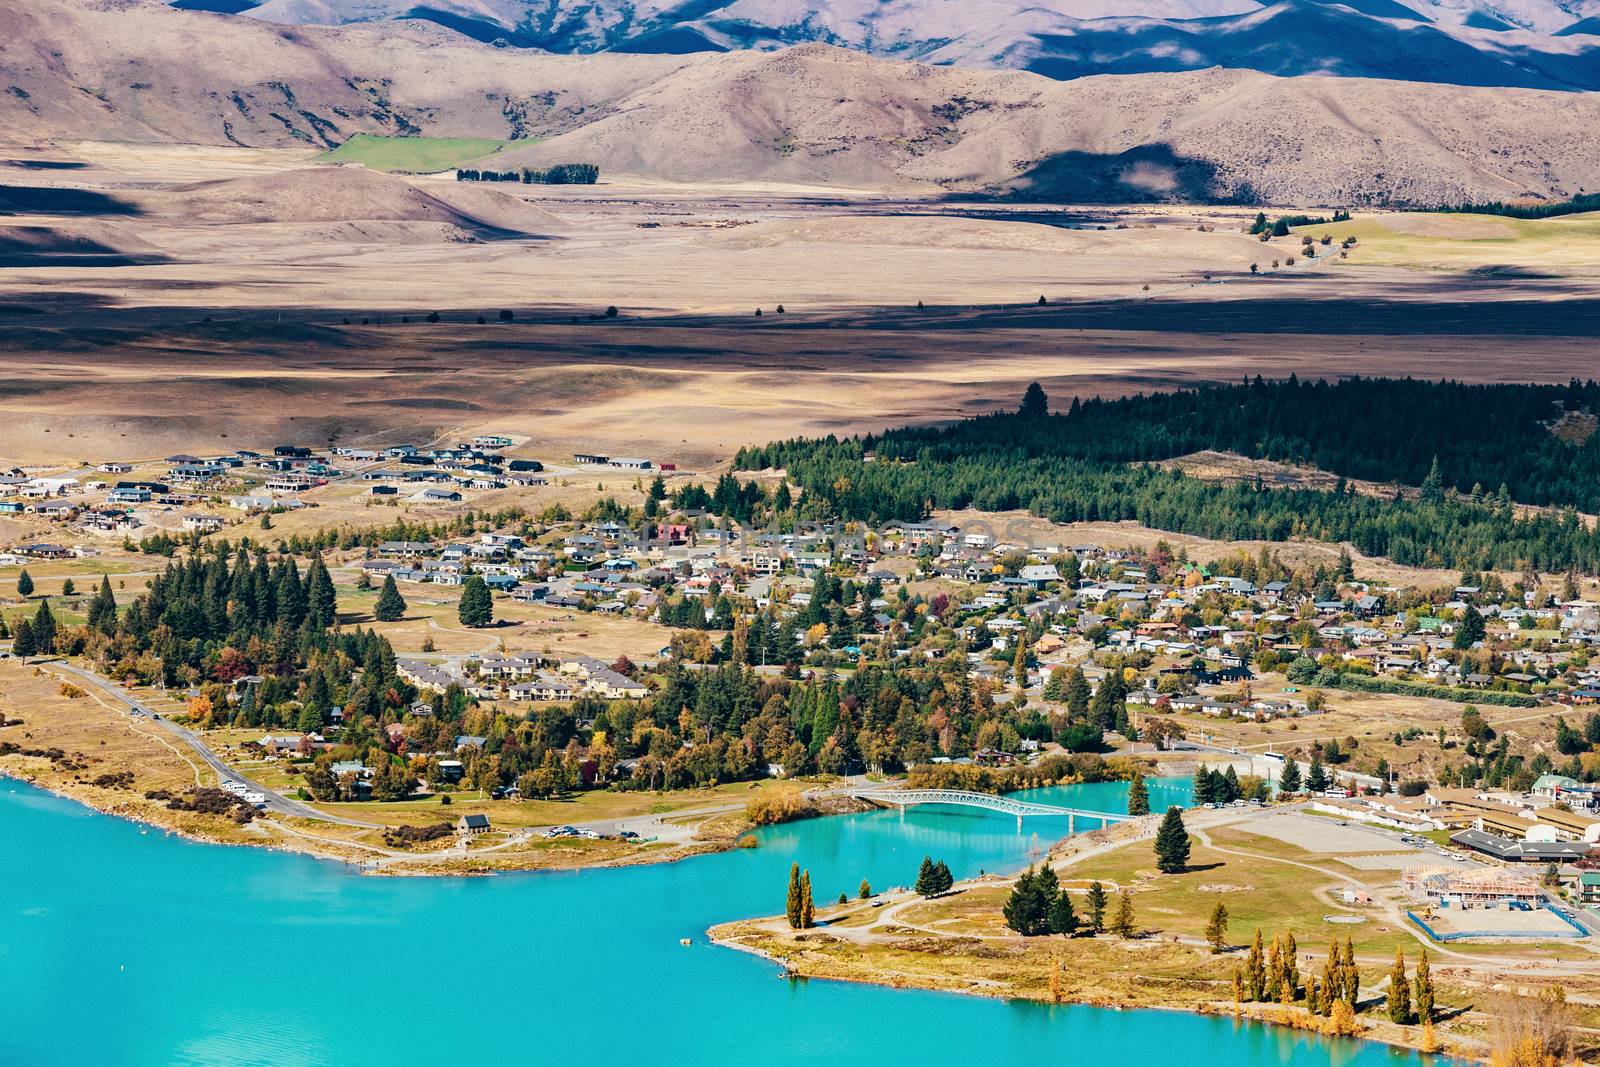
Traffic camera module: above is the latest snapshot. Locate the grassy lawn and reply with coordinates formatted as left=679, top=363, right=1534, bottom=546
left=305, top=776, right=797, bottom=830
left=317, top=134, right=520, bottom=174
left=329, top=579, right=683, bottom=661
left=1301, top=212, right=1600, bottom=272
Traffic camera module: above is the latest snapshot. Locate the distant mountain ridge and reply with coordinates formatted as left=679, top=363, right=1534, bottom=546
left=7, top=2, right=1600, bottom=206
left=207, top=0, right=1600, bottom=90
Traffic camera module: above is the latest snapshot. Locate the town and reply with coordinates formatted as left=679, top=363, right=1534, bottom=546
left=6, top=393, right=1600, bottom=1067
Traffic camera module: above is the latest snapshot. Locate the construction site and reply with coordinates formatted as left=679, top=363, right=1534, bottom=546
left=1404, top=867, right=1588, bottom=941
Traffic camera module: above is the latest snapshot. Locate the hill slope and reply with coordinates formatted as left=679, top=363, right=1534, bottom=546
left=232, top=0, right=1600, bottom=90
left=5, top=1, right=1599, bottom=204
left=468, top=46, right=1600, bottom=204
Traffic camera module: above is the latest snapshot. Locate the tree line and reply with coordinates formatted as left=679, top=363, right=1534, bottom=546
left=1429, top=192, right=1600, bottom=220
left=735, top=379, right=1600, bottom=573
left=455, top=163, right=599, bottom=185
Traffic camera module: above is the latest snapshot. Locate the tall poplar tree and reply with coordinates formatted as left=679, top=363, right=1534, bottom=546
left=799, top=870, right=815, bottom=928
left=1413, top=949, right=1434, bottom=1021
left=1388, top=948, right=1413, bottom=1023
left=786, top=862, right=804, bottom=929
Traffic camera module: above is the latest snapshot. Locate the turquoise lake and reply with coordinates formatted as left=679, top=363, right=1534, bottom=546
left=0, top=777, right=1426, bottom=1066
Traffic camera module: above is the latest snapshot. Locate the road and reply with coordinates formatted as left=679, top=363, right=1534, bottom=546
left=50, top=661, right=380, bottom=828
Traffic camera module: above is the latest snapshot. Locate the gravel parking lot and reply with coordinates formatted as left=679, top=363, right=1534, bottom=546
left=1239, top=812, right=1416, bottom=854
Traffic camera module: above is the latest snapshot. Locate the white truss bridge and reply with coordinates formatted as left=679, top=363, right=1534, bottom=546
left=848, top=788, right=1139, bottom=830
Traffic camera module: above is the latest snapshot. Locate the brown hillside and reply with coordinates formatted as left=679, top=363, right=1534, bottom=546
left=3, top=1, right=1598, bottom=204
left=137, top=167, right=565, bottom=234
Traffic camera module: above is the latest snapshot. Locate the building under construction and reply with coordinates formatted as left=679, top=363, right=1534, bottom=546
left=1404, top=866, right=1541, bottom=907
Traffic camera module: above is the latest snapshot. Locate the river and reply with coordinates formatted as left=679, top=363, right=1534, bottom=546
left=0, top=777, right=1428, bottom=1066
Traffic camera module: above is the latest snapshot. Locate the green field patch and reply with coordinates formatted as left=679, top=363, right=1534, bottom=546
left=318, top=134, right=524, bottom=174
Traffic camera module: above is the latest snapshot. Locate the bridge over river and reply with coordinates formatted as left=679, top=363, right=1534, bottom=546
left=848, top=788, right=1140, bottom=831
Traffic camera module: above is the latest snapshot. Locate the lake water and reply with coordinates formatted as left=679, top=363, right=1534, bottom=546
left=0, top=777, right=1426, bottom=1066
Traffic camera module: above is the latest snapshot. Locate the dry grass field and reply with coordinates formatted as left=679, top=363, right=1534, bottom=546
left=1, top=143, right=1597, bottom=470
left=713, top=807, right=1600, bottom=1060
left=1153, top=674, right=1582, bottom=786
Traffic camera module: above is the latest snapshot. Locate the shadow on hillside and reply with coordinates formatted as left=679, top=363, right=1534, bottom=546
left=0, top=185, right=142, bottom=216
left=2, top=159, right=89, bottom=171
left=977, top=144, right=1253, bottom=205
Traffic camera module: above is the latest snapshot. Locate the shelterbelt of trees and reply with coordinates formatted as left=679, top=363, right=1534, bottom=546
left=735, top=378, right=1600, bottom=574
left=46, top=547, right=418, bottom=735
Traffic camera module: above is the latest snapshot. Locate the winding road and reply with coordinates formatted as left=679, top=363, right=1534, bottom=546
left=49, top=661, right=379, bottom=828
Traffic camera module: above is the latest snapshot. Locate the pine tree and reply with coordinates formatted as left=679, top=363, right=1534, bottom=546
left=305, top=555, right=336, bottom=630
left=1413, top=949, right=1434, bottom=1022
left=458, top=575, right=493, bottom=628
left=1003, top=866, right=1052, bottom=936
left=1419, top=456, right=1445, bottom=505
left=30, top=599, right=56, bottom=656
left=87, top=575, right=117, bottom=633
left=915, top=855, right=938, bottom=896
left=16, top=569, right=32, bottom=597
left=1128, top=771, right=1150, bottom=816
left=1048, top=889, right=1078, bottom=936
left=1154, top=806, right=1191, bottom=872
left=1306, top=749, right=1329, bottom=793
left=799, top=870, right=814, bottom=928
left=1279, top=757, right=1302, bottom=794
left=1065, top=667, right=1091, bottom=717
left=374, top=575, right=407, bottom=622
left=1205, top=901, right=1229, bottom=953
left=1090, top=666, right=1125, bottom=731
left=931, top=860, right=953, bottom=894
left=1086, top=881, right=1108, bottom=933
left=1020, top=381, right=1049, bottom=418
left=1454, top=604, right=1486, bottom=650
left=297, top=671, right=329, bottom=733
left=1111, top=891, right=1135, bottom=938
left=1388, top=948, right=1413, bottom=1024
left=786, top=862, right=804, bottom=928
left=11, top=617, right=35, bottom=658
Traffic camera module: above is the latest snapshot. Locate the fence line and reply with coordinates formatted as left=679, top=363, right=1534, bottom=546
left=1407, top=907, right=1588, bottom=942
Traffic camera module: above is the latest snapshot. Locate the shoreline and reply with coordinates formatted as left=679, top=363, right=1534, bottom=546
left=6, top=764, right=1463, bottom=1062
left=706, top=813, right=1494, bottom=1064
left=0, top=656, right=807, bottom=876
left=0, top=763, right=768, bottom=875
left=705, top=925, right=1450, bottom=1060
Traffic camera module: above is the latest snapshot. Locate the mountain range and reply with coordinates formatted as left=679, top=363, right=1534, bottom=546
left=177, top=0, right=1600, bottom=90
left=4, top=0, right=1598, bottom=204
